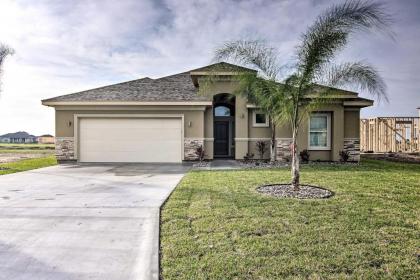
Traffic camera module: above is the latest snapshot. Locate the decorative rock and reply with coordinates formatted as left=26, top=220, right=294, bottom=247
left=184, top=139, right=204, bottom=160
left=55, top=137, right=75, bottom=161
left=344, top=138, right=360, bottom=162
left=276, top=138, right=292, bottom=162
left=257, top=184, right=333, bottom=199
left=239, top=160, right=288, bottom=169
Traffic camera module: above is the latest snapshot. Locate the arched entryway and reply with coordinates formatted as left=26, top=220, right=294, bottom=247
left=213, top=93, right=235, bottom=158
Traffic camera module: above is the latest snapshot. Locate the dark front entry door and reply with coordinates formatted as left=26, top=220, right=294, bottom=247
left=214, top=120, right=230, bottom=156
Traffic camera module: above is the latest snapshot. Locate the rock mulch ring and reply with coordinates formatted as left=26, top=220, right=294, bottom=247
left=192, top=161, right=211, bottom=168
left=239, top=160, right=288, bottom=169
left=257, top=184, right=333, bottom=199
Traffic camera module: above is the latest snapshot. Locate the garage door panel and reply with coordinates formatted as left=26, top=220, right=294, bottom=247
left=79, top=118, right=182, bottom=163
left=81, top=140, right=182, bottom=152
left=83, top=118, right=182, bottom=129
left=80, top=129, right=181, bottom=141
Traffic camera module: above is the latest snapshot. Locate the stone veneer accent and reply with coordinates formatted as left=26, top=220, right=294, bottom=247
left=184, top=138, right=204, bottom=160
left=276, top=138, right=292, bottom=162
left=344, top=138, right=360, bottom=162
left=55, top=137, right=75, bottom=161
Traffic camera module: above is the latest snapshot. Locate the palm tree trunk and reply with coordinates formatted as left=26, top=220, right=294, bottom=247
left=270, top=117, right=276, bottom=162
left=291, top=128, right=300, bottom=191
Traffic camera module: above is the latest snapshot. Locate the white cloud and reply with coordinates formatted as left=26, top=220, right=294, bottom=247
left=0, top=0, right=419, bottom=135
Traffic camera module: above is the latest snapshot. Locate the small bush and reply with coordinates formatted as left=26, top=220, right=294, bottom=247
left=339, top=150, right=350, bottom=162
left=195, top=145, right=205, bottom=162
left=299, top=149, right=310, bottom=163
left=255, top=141, right=268, bottom=159
left=244, top=152, right=254, bottom=162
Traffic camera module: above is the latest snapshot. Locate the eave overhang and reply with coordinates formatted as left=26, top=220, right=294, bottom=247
left=41, top=101, right=213, bottom=107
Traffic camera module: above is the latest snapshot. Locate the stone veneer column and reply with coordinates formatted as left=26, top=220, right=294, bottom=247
left=343, top=138, right=360, bottom=162
left=55, top=137, right=75, bottom=161
left=184, top=138, right=204, bottom=160
left=276, top=138, right=292, bottom=162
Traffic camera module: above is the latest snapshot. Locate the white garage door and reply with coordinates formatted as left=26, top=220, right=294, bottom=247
left=78, top=117, right=182, bottom=163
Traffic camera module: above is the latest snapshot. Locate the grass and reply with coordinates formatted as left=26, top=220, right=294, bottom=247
left=0, top=143, right=55, bottom=150
left=0, top=149, right=54, bottom=154
left=0, top=156, right=57, bottom=175
left=160, top=160, right=420, bottom=279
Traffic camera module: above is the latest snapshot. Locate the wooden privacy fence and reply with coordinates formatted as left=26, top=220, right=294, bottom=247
left=360, top=117, right=420, bottom=153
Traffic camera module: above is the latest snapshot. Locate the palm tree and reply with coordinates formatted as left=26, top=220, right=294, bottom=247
left=212, top=0, right=391, bottom=190
left=0, top=43, right=14, bottom=93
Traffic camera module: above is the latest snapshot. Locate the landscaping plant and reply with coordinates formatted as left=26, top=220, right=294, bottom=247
left=255, top=141, right=268, bottom=160
left=243, top=152, right=254, bottom=162
left=339, top=150, right=350, bottom=162
left=212, top=0, right=391, bottom=190
left=0, top=43, right=14, bottom=93
left=194, top=145, right=205, bottom=162
left=299, top=149, right=310, bottom=163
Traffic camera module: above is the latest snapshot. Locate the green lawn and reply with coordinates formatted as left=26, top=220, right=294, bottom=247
left=0, top=149, right=54, bottom=154
left=0, top=143, right=55, bottom=150
left=160, top=160, right=420, bottom=279
left=0, top=156, right=57, bottom=175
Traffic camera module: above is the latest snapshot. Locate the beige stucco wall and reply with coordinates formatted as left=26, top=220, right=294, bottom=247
left=344, top=109, right=360, bottom=138
left=52, top=77, right=360, bottom=161
left=247, top=109, right=271, bottom=160
left=198, top=79, right=250, bottom=159
left=248, top=110, right=271, bottom=138
left=204, top=107, right=214, bottom=159
left=55, top=107, right=205, bottom=138
left=273, top=104, right=345, bottom=161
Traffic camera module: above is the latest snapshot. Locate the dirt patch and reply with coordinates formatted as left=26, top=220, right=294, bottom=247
left=362, top=152, right=420, bottom=164
left=257, top=184, right=333, bottom=199
left=0, top=153, right=50, bottom=163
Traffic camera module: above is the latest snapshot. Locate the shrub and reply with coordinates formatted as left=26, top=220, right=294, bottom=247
left=299, top=149, right=310, bottom=163
left=244, top=152, right=254, bottom=162
left=195, top=145, right=205, bottom=162
left=255, top=141, right=268, bottom=159
left=339, top=150, right=350, bottom=162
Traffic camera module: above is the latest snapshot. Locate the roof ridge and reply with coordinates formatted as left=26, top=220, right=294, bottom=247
left=189, top=61, right=257, bottom=73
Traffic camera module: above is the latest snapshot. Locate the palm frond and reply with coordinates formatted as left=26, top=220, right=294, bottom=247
left=0, top=44, right=14, bottom=68
left=213, top=40, right=280, bottom=79
left=297, top=0, right=392, bottom=83
left=0, top=44, right=14, bottom=93
left=323, top=61, right=387, bottom=101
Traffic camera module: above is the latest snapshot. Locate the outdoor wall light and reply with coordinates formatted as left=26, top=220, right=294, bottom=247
left=188, top=121, right=192, bottom=127
left=241, top=113, right=245, bottom=119
left=68, top=121, right=72, bottom=127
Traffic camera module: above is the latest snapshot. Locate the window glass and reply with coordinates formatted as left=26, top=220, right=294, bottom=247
left=309, top=115, right=328, bottom=147
left=214, top=106, right=231, bottom=116
left=255, top=113, right=267, bottom=124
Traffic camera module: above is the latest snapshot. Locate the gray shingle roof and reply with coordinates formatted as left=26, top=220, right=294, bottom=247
left=190, top=62, right=256, bottom=73
left=42, top=62, right=362, bottom=104
left=42, top=72, right=210, bottom=103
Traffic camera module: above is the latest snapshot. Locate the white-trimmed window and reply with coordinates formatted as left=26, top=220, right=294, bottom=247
left=308, top=113, right=331, bottom=150
left=253, top=111, right=269, bottom=127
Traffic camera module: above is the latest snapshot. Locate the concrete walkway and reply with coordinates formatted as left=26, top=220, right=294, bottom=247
left=0, top=163, right=189, bottom=280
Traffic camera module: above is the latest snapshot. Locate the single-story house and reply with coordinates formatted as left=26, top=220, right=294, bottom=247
left=42, top=62, right=372, bottom=163
left=0, top=131, right=38, bottom=143
left=37, top=134, right=55, bottom=144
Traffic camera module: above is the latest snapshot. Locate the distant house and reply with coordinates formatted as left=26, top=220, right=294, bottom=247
left=37, top=134, right=55, bottom=144
left=0, top=131, right=38, bottom=143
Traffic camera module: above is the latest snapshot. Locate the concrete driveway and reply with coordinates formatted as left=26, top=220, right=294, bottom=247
left=0, top=163, right=190, bottom=280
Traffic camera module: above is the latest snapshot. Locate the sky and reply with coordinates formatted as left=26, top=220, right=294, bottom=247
left=0, top=0, right=419, bottom=135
